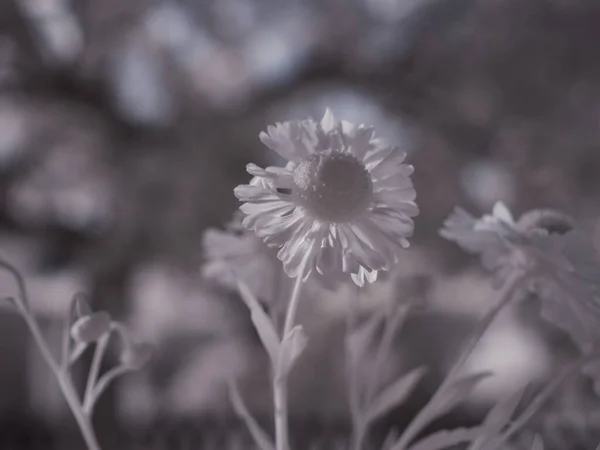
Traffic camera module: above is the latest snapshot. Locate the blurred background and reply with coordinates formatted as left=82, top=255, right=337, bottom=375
left=1, top=0, right=600, bottom=448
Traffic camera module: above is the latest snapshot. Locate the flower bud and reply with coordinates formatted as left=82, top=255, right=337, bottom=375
left=70, top=312, right=111, bottom=344
left=517, top=209, right=574, bottom=236
left=120, top=342, right=153, bottom=370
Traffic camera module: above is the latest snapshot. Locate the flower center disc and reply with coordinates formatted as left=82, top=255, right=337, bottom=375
left=292, top=152, right=373, bottom=222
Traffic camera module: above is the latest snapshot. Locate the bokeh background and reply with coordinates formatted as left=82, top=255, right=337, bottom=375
left=1, top=0, right=600, bottom=448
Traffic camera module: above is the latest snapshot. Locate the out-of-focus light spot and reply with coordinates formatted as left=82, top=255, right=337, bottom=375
left=7, top=143, right=114, bottom=234
left=244, top=30, right=298, bottom=88
left=19, top=0, right=83, bottom=63
left=460, top=160, right=515, bottom=212
left=38, top=15, right=83, bottom=63
left=184, top=40, right=251, bottom=110
left=144, top=3, right=195, bottom=49
left=52, top=184, right=113, bottom=232
left=364, top=0, right=425, bottom=22
left=110, top=37, right=174, bottom=125
left=243, top=12, right=314, bottom=89
left=213, top=0, right=257, bottom=38
left=463, top=312, right=551, bottom=404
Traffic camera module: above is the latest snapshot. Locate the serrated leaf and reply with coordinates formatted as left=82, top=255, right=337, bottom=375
left=277, top=325, right=307, bottom=379
left=228, top=380, right=275, bottom=450
left=366, top=366, right=428, bottom=423
left=236, top=278, right=280, bottom=367
left=408, top=427, right=484, bottom=450
left=469, top=384, right=527, bottom=450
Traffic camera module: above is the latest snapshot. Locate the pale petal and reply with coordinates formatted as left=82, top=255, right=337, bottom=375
left=492, top=201, right=515, bottom=224
left=367, top=149, right=409, bottom=175
left=320, top=108, right=337, bottom=134
left=351, top=267, right=378, bottom=287
left=374, top=188, right=419, bottom=208
left=234, top=184, right=279, bottom=202
left=347, top=125, right=375, bottom=159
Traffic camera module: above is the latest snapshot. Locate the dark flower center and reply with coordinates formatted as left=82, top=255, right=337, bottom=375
left=292, top=152, right=372, bottom=222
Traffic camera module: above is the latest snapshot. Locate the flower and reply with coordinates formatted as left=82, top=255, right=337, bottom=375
left=201, top=211, right=285, bottom=303
left=441, top=202, right=600, bottom=394
left=440, top=202, right=521, bottom=286
left=234, top=109, right=418, bottom=286
left=440, top=202, right=576, bottom=287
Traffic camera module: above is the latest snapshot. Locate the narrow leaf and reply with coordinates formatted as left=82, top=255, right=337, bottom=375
left=345, top=310, right=385, bottom=417
left=381, top=430, right=401, bottom=450
left=408, top=427, right=483, bottom=450
left=228, top=380, right=275, bottom=450
left=277, top=325, right=308, bottom=378
left=366, top=366, right=428, bottom=423
left=431, top=371, right=493, bottom=419
left=469, top=384, right=527, bottom=450
left=236, top=278, right=280, bottom=366
left=346, top=311, right=385, bottom=369
left=483, top=384, right=526, bottom=429
left=388, top=371, right=494, bottom=450
left=531, top=434, right=544, bottom=450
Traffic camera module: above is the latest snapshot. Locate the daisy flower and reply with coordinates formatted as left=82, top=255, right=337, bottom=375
left=234, top=109, right=418, bottom=286
left=440, top=202, right=575, bottom=287
left=202, top=211, right=283, bottom=303
left=440, top=202, right=522, bottom=286
left=441, top=202, right=600, bottom=392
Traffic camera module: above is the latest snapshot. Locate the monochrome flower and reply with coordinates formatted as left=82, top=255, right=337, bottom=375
left=440, top=202, right=522, bottom=285
left=234, top=109, right=418, bottom=286
left=440, top=202, right=576, bottom=287
left=201, top=211, right=285, bottom=304
left=441, top=202, right=600, bottom=393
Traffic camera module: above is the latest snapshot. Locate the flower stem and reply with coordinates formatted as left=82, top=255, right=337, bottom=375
left=273, top=251, right=312, bottom=450
left=0, top=260, right=102, bottom=450
left=391, top=269, right=531, bottom=450
left=83, top=333, right=110, bottom=414
left=491, top=344, right=600, bottom=450
left=20, top=308, right=102, bottom=450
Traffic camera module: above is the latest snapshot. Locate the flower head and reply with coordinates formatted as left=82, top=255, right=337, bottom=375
left=234, top=109, right=419, bottom=286
left=440, top=202, right=577, bottom=287
left=201, top=211, right=284, bottom=303
left=440, top=202, right=521, bottom=284
left=441, top=202, right=600, bottom=393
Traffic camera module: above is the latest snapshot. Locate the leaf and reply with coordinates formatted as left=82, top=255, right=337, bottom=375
left=531, top=434, right=544, bottom=450
left=277, top=325, right=308, bottom=379
left=228, top=380, right=275, bottom=450
left=236, top=277, right=280, bottom=366
left=345, top=311, right=385, bottom=369
left=345, top=309, right=386, bottom=417
left=430, top=371, right=493, bottom=419
left=366, top=366, right=428, bottom=423
left=387, top=371, right=494, bottom=450
left=408, top=427, right=484, bottom=450
left=469, top=384, right=527, bottom=450
left=381, top=430, right=401, bottom=450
